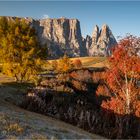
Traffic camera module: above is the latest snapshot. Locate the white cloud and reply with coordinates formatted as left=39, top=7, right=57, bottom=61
left=42, top=14, right=49, bottom=19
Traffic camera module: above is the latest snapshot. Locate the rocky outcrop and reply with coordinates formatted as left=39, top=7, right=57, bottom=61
left=82, top=35, right=92, bottom=55
left=92, top=25, right=100, bottom=44
left=34, top=17, right=84, bottom=58
left=88, top=24, right=117, bottom=56
left=33, top=18, right=117, bottom=57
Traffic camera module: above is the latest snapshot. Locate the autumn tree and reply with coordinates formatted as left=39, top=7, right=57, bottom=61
left=73, top=59, right=82, bottom=69
left=52, top=54, right=74, bottom=91
left=0, top=17, right=46, bottom=83
left=101, top=35, right=140, bottom=137
left=102, top=35, right=140, bottom=114
left=51, top=60, right=58, bottom=73
left=56, top=54, right=74, bottom=74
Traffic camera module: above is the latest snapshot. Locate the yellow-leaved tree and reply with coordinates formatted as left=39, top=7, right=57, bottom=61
left=0, top=17, right=47, bottom=83
left=56, top=54, right=74, bottom=74
left=52, top=54, right=74, bottom=91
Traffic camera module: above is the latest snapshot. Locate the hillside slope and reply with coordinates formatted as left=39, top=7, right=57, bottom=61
left=0, top=100, right=103, bottom=139
left=0, top=74, right=103, bottom=139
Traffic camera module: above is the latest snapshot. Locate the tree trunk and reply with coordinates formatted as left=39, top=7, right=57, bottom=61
left=116, top=116, right=123, bottom=138
left=15, top=74, right=19, bottom=82
left=137, top=120, right=140, bottom=138
left=125, top=116, right=130, bottom=137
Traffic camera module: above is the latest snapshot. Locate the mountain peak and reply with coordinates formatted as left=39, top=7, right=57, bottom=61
left=94, top=25, right=99, bottom=31
left=92, top=25, right=100, bottom=45
left=102, top=24, right=109, bottom=28
left=87, top=24, right=117, bottom=56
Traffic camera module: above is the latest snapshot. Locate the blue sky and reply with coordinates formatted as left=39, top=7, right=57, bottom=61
left=0, top=1, right=140, bottom=38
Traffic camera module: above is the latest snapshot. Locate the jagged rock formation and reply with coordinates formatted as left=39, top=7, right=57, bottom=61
left=82, top=35, right=92, bottom=55
left=88, top=24, right=117, bottom=56
left=31, top=18, right=117, bottom=57
left=92, top=25, right=100, bottom=44
left=33, top=17, right=84, bottom=58
left=0, top=16, right=117, bottom=57
left=82, top=35, right=92, bottom=56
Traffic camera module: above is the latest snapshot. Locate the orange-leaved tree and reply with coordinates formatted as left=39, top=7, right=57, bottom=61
left=102, top=35, right=140, bottom=115
left=100, top=35, right=140, bottom=137
left=73, top=59, right=82, bottom=69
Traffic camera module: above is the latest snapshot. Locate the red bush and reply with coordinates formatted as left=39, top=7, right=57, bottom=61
left=73, top=59, right=82, bottom=68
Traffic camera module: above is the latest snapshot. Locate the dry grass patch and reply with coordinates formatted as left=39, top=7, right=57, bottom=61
left=48, top=57, right=107, bottom=70
left=0, top=100, right=103, bottom=139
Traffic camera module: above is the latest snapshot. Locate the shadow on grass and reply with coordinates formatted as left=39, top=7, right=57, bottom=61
left=0, top=82, right=35, bottom=94
left=0, top=82, right=35, bottom=105
left=1, top=81, right=34, bottom=88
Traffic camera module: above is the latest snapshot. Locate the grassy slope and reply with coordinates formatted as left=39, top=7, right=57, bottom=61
left=0, top=100, right=103, bottom=139
left=71, top=57, right=108, bottom=68
left=48, top=57, right=108, bottom=69
left=0, top=73, right=103, bottom=139
left=0, top=74, right=31, bottom=105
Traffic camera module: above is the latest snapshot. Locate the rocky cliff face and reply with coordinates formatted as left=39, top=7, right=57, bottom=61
left=33, top=18, right=117, bottom=57
left=33, top=17, right=85, bottom=58
left=82, top=35, right=92, bottom=55
left=88, top=24, right=117, bottom=56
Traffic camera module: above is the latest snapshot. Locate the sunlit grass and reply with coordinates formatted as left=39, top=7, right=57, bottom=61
left=48, top=57, right=108, bottom=69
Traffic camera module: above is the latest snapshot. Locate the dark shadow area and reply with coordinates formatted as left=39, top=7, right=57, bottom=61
left=0, top=81, right=34, bottom=105
left=18, top=68, right=140, bottom=139
left=1, top=82, right=34, bottom=89
left=21, top=91, right=140, bottom=139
